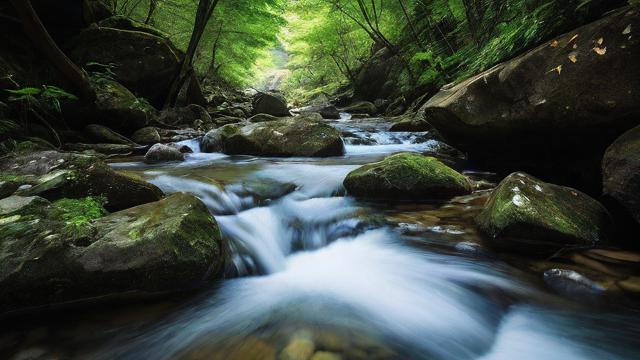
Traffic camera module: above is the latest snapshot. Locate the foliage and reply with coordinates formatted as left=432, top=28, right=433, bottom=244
left=53, top=197, right=108, bottom=228
left=5, top=86, right=78, bottom=115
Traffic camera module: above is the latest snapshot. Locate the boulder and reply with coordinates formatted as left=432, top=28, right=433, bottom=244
left=476, top=172, right=612, bottom=254
left=249, top=113, right=280, bottom=123
left=252, top=92, right=290, bottom=117
left=343, top=152, right=472, bottom=200
left=200, top=123, right=244, bottom=153
left=389, top=112, right=432, bottom=132
left=340, top=101, right=377, bottom=115
left=68, top=77, right=155, bottom=134
left=215, top=118, right=345, bottom=157
left=131, top=126, right=161, bottom=145
left=299, top=105, right=341, bottom=119
left=144, top=143, right=185, bottom=163
left=602, top=125, right=640, bottom=224
left=213, top=116, right=245, bottom=127
left=0, top=151, right=163, bottom=211
left=423, top=7, right=640, bottom=192
left=67, top=26, right=181, bottom=105
left=0, top=193, right=226, bottom=314
left=84, top=124, right=137, bottom=145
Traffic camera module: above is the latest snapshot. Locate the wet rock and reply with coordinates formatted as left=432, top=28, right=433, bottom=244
left=543, top=268, right=606, bottom=300
left=131, top=126, right=162, bottom=145
left=344, top=152, right=472, bottom=200
left=239, top=179, right=297, bottom=205
left=67, top=26, right=181, bottom=105
left=311, top=352, right=343, bottom=360
left=252, top=92, right=290, bottom=117
left=84, top=124, right=137, bottom=145
left=340, top=101, right=377, bottom=116
left=158, top=128, right=204, bottom=143
left=602, top=125, right=640, bottom=224
left=214, top=116, right=245, bottom=127
left=476, top=172, right=613, bottom=254
left=0, top=193, right=225, bottom=314
left=202, top=118, right=345, bottom=157
left=144, top=144, right=185, bottom=163
left=200, top=123, right=244, bottom=153
left=249, top=113, right=280, bottom=123
left=423, top=7, right=640, bottom=191
left=388, top=112, right=432, bottom=132
left=299, top=105, right=340, bottom=119
left=0, top=151, right=163, bottom=212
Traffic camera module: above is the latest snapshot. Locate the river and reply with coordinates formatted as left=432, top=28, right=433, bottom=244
left=3, top=115, right=640, bottom=359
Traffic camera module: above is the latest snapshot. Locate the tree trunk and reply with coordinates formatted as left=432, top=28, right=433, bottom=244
left=10, top=0, right=96, bottom=101
left=145, top=0, right=157, bottom=24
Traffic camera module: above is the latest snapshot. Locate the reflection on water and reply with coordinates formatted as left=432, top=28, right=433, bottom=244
left=4, top=117, right=640, bottom=360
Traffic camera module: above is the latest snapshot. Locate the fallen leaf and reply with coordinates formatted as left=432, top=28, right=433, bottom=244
left=569, top=34, right=579, bottom=43
left=623, top=24, right=632, bottom=35
left=548, top=65, right=562, bottom=75
left=550, top=40, right=559, bottom=48
left=568, top=53, right=578, bottom=63
left=597, top=37, right=604, bottom=45
left=593, top=47, right=607, bottom=55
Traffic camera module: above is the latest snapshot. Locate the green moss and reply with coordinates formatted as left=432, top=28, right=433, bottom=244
left=344, top=152, right=471, bottom=200
left=52, top=197, right=108, bottom=227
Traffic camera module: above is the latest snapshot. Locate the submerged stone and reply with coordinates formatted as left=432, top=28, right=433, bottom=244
left=343, top=152, right=472, bottom=200
left=476, top=172, right=612, bottom=254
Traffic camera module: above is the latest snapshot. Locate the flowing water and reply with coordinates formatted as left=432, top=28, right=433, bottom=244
left=3, top=115, right=640, bottom=359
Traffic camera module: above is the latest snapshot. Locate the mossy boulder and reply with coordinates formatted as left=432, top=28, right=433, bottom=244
left=220, top=118, right=345, bottom=157
left=343, top=152, right=472, bottom=200
left=0, top=151, right=163, bottom=211
left=200, top=123, right=244, bottom=153
left=67, top=26, right=181, bottom=106
left=249, top=113, right=280, bottom=123
left=602, top=125, right=640, bottom=224
left=131, top=126, right=161, bottom=145
left=252, top=92, right=290, bottom=117
left=0, top=193, right=226, bottom=314
left=476, top=172, right=613, bottom=254
left=340, top=101, right=377, bottom=115
left=144, top=143, right=185, bottom=163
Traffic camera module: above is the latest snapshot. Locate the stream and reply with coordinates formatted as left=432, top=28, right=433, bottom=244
left=3, top=115, right=640, bottom=359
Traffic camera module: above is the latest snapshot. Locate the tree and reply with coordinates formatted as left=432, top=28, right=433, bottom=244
left=164, top=0, right=221, bottom=108
left=10, top=0, right=96, bottom=101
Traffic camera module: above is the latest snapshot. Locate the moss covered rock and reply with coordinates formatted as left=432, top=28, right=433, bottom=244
left=602, top=125, right=640, bottom=224
left=0, top=193, right=226, bottom=314
left=343, top=152, right=472, bottom=200
left=131, top=126, right=162, bottom=145
left=389, top=112, right=432, bottom=132
left=476, top=172, right=612, bottom=254
left=248, top=113, right=280, bottom=123
left=223, top=118, right=345, bottom=157
left=200, top=123, right=243, bottom=153
left=252, top=92, right=290, bottom=117
left=339, top=101, right=377, bottom=115
left=67, top=26, right=181, bottom=106
left=0, top=151, right=163, bottom=211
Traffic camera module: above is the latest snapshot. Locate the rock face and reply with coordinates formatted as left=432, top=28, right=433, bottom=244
left=252, top=92, right=290, bottom=117
left=68, top=26, right=181, bottom=105
left=423, top=7, right=640, bottom=191
left=602, top=125, right=640, bottom=224
left=343, top=152, right=472, bottom=200
left=340, top=101, right=377, bottom=116
left=0, top=151, right=163, bottom=211
left=201, top=119, right=345, bottom=157
left=0, top=193, right=226, bottom=314
left=476, top=172, right=612, bottom=254
left=144, top=143, right=185, bottom=163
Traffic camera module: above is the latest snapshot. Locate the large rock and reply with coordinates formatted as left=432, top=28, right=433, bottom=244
left=0, top=193, right=226, bottom=314
left=602, top=125, right=640, bottom=224
left=423, top=7, right=640, bottom=192
left=201, top=119, right=345, bottom=157
left=340, top=101, right=377, bottom=116
left=389, top=112, right=432, bottom=132
left=476, top=172, right=612, bottom=254
left=67, top=26, right=181, bottom=105
left=0, top=151, right=163, bottom=211
left=298, top=105, right=341, bottom=119
left=343, top=152, right=472, bottom=200
left=155, top=104, right=213, bottom=128
left=144, top=143, right=185, bottom=163
left=252, top=92, right=290, bottom=117
left=66, top=77, right=156, bottom=134
left=248, top=113, right=280, bottom=123
left=131, top=126, right=161, bottom=145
